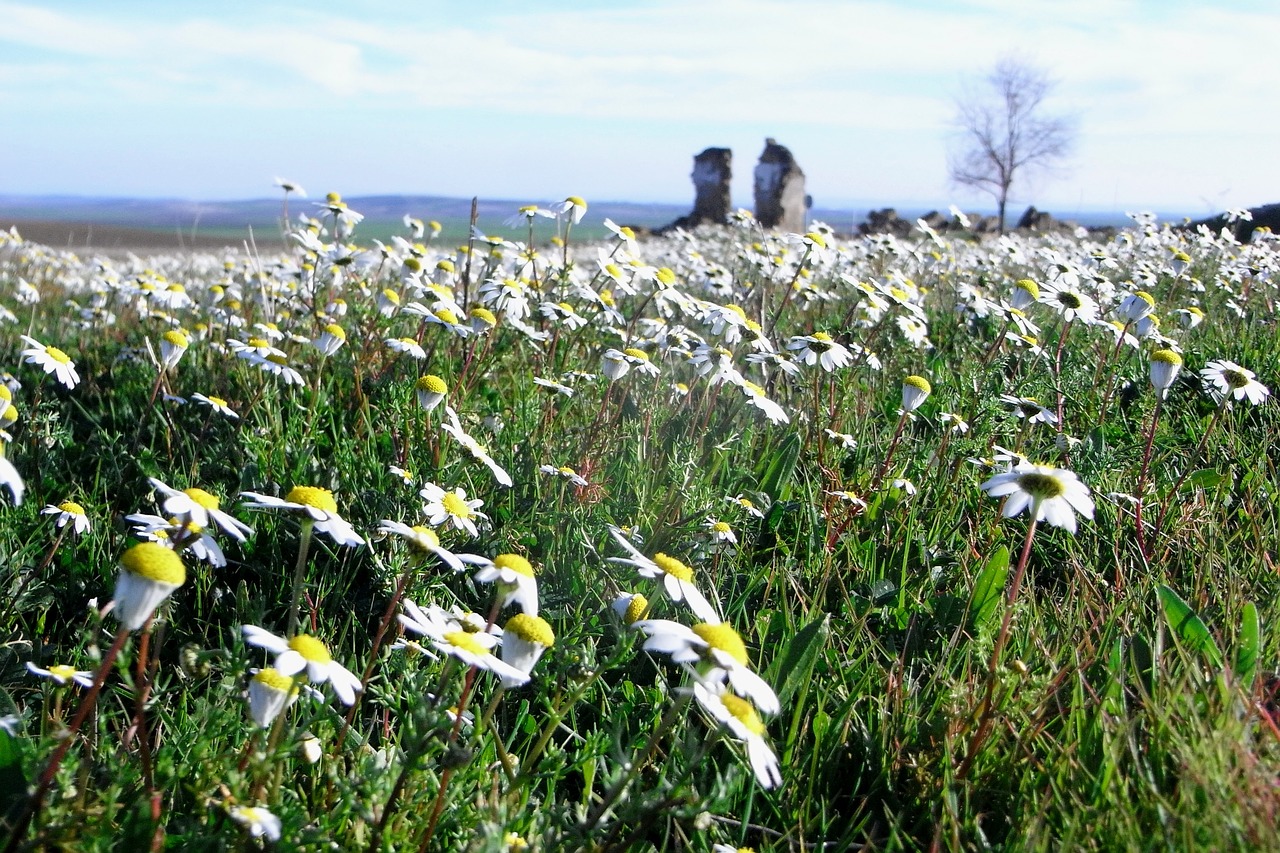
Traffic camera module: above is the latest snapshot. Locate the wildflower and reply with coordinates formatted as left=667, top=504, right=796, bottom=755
left=241, top=626, right=362, bottom=705
left=786, top=332, right=852, bottom=371
left=147, top=477, right=253, bottom=542
left=253, top=352, right=305, bottom=386
left=41, top=500, right=91, bottom=535
left=159, top=329, right=189, bottom=369
left=229, top=805, right=282, bottom=843
left=398, top=599, right=530, bottom=684
left=632, top=619, right=779, bottom=713
left=1174, top=306, right=1205, bottom=329
left=386, top=337, right=427, bottom=360
left=533, top=376, right=575, bottom=397
left=274, top=177, right=306, bottom=197
left=704, top=518, right=737, bottom=545
left=611, top=592, right=650, bottom=626
left=601, top=348, right=659, bottom=381
left=555, top=196, right=588, bottom=225
left=312, top=323, right=346, bottom=356
left=0, top=451, right=24, bottom=505
left=824, top=429, right=858, bottom=450
left=607, top=526, right=720, bottom=623
left=1200, top=359, right=1269, bottom=405
left=440, top=407, right=513, bottom=487
left=1038, top=281, right=1098, bottom=323
left=739, top=380, right=789, bottom=424
left=1115, top=291, right=1156, bottom=323
left=25, top=661, right=94, bottom=688
left=376, top=520, right=484, bottom=572
left=240, top=486, right=364, bottom=546
left=113, top=542, right=186, bottom=630
left=901, top=375, right=931, bottom=412
left=694, top=682, right=782, bottom=789
left=1150, top=349, right=1183, bottom=399
left=191, top=392, right=239, bottom=419
left=246, top=667, right=301, bottom=727
left=500, top=613, right=556, bottom=687
left=938, top=412, right=970, bottom=434
left=1010, top=279, right=1040, bottom=311
left=474, top=554, right=540, bottom=615
left=504, top=204, right=555, bottom=227
left=980, top=462, right=1095, bottom=534
left=420, top=482, right=487, bottom=537
left=539, top=464, right=589, bottom=487
left=20, top=335, right=79, bottom=389
left=999, top=394, right=1058, bottom=426
left=416, top=374, right=448, bottom=411
left=469, top=306, right=498, bottom=335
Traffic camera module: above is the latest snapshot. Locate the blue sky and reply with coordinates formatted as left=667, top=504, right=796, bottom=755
left=2, top=0, right=1277, bottom=216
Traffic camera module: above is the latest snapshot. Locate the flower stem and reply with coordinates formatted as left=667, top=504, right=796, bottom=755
left=1133, top=398, right=1163, bottom=566
left=285, top=520, right=315, bottom=637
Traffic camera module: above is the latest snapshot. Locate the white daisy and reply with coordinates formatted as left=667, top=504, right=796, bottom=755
left=1200, top=359, right=1269, bottom=406
left=980, top=462, right=1095, bottom=534
left=240, top=486, right=363, bottom=547
left=419, top=483, right=487, bottom=538
left=20, top=335, right=79, bottom=389
left=241, top=626, right=362, bottom=706
left=607, top=526, right=721, bottom=623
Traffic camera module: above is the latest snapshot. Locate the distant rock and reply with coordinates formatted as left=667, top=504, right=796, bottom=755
left=657, top=147, right=733, bottom=234
left=859, top=208, right=912, bottom=238
left=1191, top=203, right=1280, bottom=242
left=753, top=139, right=807, bottom=232
left=1014, top=205, right=1077, bottom=233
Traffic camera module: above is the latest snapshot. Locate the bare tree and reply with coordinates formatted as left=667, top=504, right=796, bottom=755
left=949, top=58, right=1075, bottom=234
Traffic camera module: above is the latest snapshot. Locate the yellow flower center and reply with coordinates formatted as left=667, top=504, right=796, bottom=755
left=253, top=667, right=297, bottom=692
left=324, top=323, right=346, bottom=339
left=656, top=267, right=676, bottom=285
left=692, top=622, right=749, bottom=666
left=440, top=492, right=473, bottom=518
left=247, top=338, right=270, bottom=349
left=493, top=554, right=534, bottom=577
left=505, top=613, right=555, bottom=647
left=46, top=346, right=72, bottom=365
left=409, top=525, right=441, bottom=550
left=48, top=664, right=77, bottom=681
left=285, top=486, right=338, bottom=514
left=120, top=542, right=186, bottom=586
left=623, top=348, right=649, bottom=362
left=623, top=594, right=649, bottom=624
left=434, top=308, right=458, bottom=325
left=904, top=375, right=931, bottom=394
left=59, top=500, right=86, bottom=516
left=1057, top=292, right=1083, bottom=310
left=720, top=693, right=767, bottom=735
left=1016, top=279, right=1040, bottom=299
left=288, top=634, right=332, bottom=663
left=470, top=307, right=497, bottom=325
left=712, top=521, right=731, bottom=534
left=182, top=488, right=220, bottom=510
left=1016, top=471, right=1067, bottom=501
left=382, top=289, right=401, bottom=304
left=652, top=553, right=693, bottom=582
left=1223, top=368, right=1250, bottom=389
left=206, top=395, right=229, bottom=408
left=1151, top=349, right=1182, bottom=366
left=163, top=330, right=189, bottom=347
left=444, top=631, right=490, bottom=656
left=417, top=375, right=448, bottom=394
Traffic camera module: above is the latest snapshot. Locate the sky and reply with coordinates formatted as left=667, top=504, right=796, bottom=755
left=2, top=0, right=1278, bottom=217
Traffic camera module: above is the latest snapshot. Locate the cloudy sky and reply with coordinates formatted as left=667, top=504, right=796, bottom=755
left=2, top=0, right=1276, bottom=216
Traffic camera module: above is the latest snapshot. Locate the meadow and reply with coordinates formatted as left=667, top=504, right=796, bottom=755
left=0, top=196, right=1276, bottom=852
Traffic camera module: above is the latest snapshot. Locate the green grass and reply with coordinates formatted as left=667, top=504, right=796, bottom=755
left=0, top=213, right=1277, bottom=851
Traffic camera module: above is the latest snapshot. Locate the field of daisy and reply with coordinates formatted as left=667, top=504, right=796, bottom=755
left=0, top=196, right=1276, bottom=852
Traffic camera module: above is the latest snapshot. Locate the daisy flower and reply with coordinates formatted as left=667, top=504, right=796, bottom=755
left=980, top=462, right=1095, bottom=534
left=376, top=520, right=487, bottom=572
left=26, top=661, right=94, bottom=688
left=398, top=599, right=530, bottom=684
left=229, top=805, right=283, bottom=843
left=693, top=682, right=782, bottom=789
left=539, top=464, right=589, bottom=487
left=312, top=323, right=346, bottom=356
left=1038, top=280, right=1098, bottom=323
left=725, top=494, right=765, bottom=519
left=240, top=486, right=364, bottom=546
left=41, top=500, right=91, bottom=535
left=738, top=380, right=789, bottom=424
left=246, top=667, right=302, bottom=727
left=824, top=429, right=858, bottom=450
left=473, top=554, right=540, bottom=615
left=533, top=376, right=575, bottom=397
left=1150, top=349, right=1183, bottom=399
left=601, top=348, right=660, bottom=381
left=0, top=452, right=24, bottom=505
left=158, top=329, right=189, bottom=370
left=420, top=482, right=487, bottom=537
left=901, top=375, right=931, bottom=412
left=555, top=195, right=588, bottom=225
left=386, top=337, right=427, bottom=360
left=191, top=392, right=239, bottom=419
left=632, top=619, right=779, bottom=713
left=1200, top=359, right=1269, bottom=406
left=113, top=542, right=187, bottom=630
left=147, top=477, right=254, bottom=542
left=20, top=335, right=79, bottom=389
left=440, top=407, right=513, bottom=487
left=416, top=374, right=448, bottom=411
left=999, top=394, right=1058, bottom=426
left=241, top=626, right=362, bottom=705
left=786, top=332, right=852, bottom=371
left=1115, top=290, right=1156, bottom=323
left=704, top=518, right=737, bottom=545
left=500, top=613, right=556, bottom=688
left=611, top=592, right=651, bottom=627
left=607, top=526, right=721, bottom=624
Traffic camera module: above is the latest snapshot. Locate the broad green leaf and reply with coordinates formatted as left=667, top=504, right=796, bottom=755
left=1234, top=601, right=1261, bottom=687
left=757, top=431, right=801, bottom=502
left=1157, top=584, right=1223, bottom=668
left=968, top=546, right=1009, bottom=633
left=1182, top=468, right=1227, bottom=491
left=773, top=614, right=830, bottom=706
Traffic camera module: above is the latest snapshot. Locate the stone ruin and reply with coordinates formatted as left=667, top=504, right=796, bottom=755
left=753, top=138, right=807, bottom=233
left=659, top=139, right=809, bottom=234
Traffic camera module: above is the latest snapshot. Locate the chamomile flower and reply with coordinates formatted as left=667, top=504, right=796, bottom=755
left=158, top=329, right=190, bottom=370
left=147, top=478, right=253, bottom=542
left=228, top=805, right=282, bottom=843
left=241, top=626, right=362, bottom=705
left=555, top=195, right=588, bottom=225
left=26, top=661, right=94, bottom=688
left=693, top=682, right=782, bottom=789
left=113, top=542, right=187, bottom=630
left=901, top=375, right=931, bottom=412
left=240, top=486, right=364, bottom=546
left=500, top=613, right=556, bottom=687
left=824, top=429, right=858, bottom=450
left=738, top=379, right=789, bottom=424
left=386, top=337, right=427, bottom=360
left=376, top=520, right=485, bottom=572
left=312, top=323, right=346, bottom=356
left=388, top=465, right=415, bottom=486
left=704, top=518, right=737, bottom=545
left=474, top=554, right=540, bottom=615
left=980, top=462, right=1095, bottom=534
left=632, top=619, right=779, bottom=713
left=1010, top=279, right=1040, bottom=311
left=786, top=332, right=851, bottom=371
left=999, top=394, right=1058, bottom=426
left=540, top=464, right=589, bottom=487
left=41, top=500, right=91, bottom=535
left=611, top=592, right=651, bottom=626
left=246, top=667, right=302, bottom=727
left=0, top=450, right=24, bottom=505
left=420, top=482, right=487, bottom=537
left=1149, top=349, right=1183, bottom=399
left=440, top=407, right=513, bottom=487
left=1038, top=281, right=1098, bottom=323
left=20, top=335, right=79, bottom=389
left=1116, top=290, right=1156, bottom=323
left=191, top=392, right=239, bottom=419
left=398, top=599, right=530, bottom=684
left=601, top=348, right=660, bottom=381
left=607, top=526, right=721, bottom=623
left=1200, top=359, right=1269, bottom=406
left=416, top=374, right=448, bottom=411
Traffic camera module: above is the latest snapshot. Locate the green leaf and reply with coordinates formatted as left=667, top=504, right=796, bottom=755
left=757, top=431, right=801, bottom=502
left=1234, top=601, right=1261, bottom=687
left=968, top=546, right=1009, bottom=633
left=0, top=724, right=26, bottom=816
left=772, top=614, right=830, bottom=706
left=1182, top=468, right=1227, bottom=491
left=1156, top=584, right=1223, bottom=668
